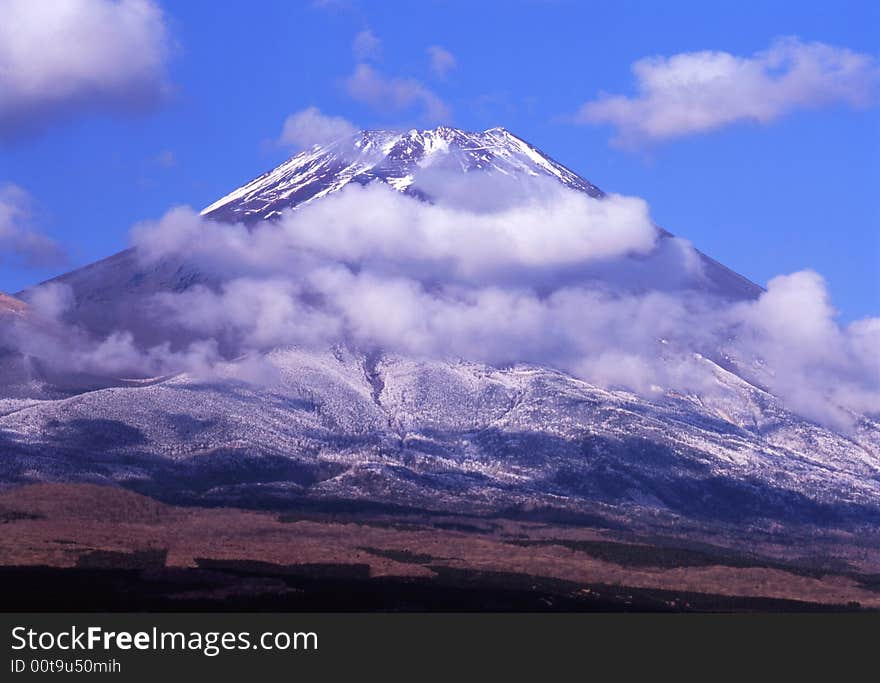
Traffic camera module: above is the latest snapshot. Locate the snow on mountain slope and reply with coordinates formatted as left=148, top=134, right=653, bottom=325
left=1, top=347, right=877, bottom=527
left=201, top=127, right=603, bottom=223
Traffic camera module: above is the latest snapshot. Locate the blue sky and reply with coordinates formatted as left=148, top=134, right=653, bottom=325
left=0, top=0, right=877, bottom=320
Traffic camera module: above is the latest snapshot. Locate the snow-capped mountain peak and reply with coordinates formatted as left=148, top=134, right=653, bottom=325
left=201, top=126, right=602, bottom=223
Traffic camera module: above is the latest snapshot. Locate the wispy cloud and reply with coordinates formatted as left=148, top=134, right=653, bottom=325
left=278, top=107, right=358, bottom=149
left=352, top=29, right=382, bottom=61
left=345, top=63, right=451, bottom=122
left=0, top=184, right=67, bottom=267
left=0, top=0, right=174, bottom=140
left=6, top=171, right=877, bottom=432
left=574, top=37, right=879, bottom=147
left=427, top=45, right=457, bottom=79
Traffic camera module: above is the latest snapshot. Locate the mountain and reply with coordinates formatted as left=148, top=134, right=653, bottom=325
left=3, top=127, right=878, bottom=551
left=202, top=127, right=605, bottom=222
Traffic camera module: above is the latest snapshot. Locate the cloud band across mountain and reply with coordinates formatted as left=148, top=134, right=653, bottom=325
left=119, top=179, right=880, bottom=430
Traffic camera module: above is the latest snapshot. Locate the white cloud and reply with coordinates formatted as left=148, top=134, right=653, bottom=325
left=352, top=29, right=382, bottom=61
left=279, top=182, right=657, bottom=279
left=278, top=107, right=358, bottom=149
left=0, top=184, right=67, bottom=266
left=575, top=37, right=879, bottom=146
left=21, top=281, right=74, bottom=320
left=154, top=278, right=343, bottom=349
left=133, top=182, right=658, bottom=282
left=0, top=0, right=173, bottom=138
left=729, top=271, right=880, bottom=428
left=427, top=45, right=457, bottom=79
left=345, top=63, right=451, bottom=122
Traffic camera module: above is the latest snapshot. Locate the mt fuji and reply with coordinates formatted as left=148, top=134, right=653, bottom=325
left=1, top=126, right=878, bottom=551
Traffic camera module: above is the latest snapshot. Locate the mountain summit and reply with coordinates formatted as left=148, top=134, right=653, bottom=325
left=202, top=127, right=603, bottom=223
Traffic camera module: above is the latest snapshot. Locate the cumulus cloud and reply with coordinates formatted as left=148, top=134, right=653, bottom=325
left=352, top=29, right=382, bottom=61
left=345, top=63, right=451, bottom=122
left=300, top=268, right=709, bottom=380
left=286, top=184, right=656, bottom=279
left=21, top=281, right=75, bottom=320
left=153, top=278, right=343, bottom=350
left=68, top=332, right=222, bottom=379
left=427, top=46, right=457, bottom=79
left=278, top=107, right=358, bottom=149
left=1, top=281, right=216, bottom=379
left=575, top=37, right=880, bottom=146
left=728, top=271, right=880, bottom=428
left=0, top=0, right=173, bottom=139
left=134, top=181, right=658, bottom=283
left=0, top=184, right=67, bottom=266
